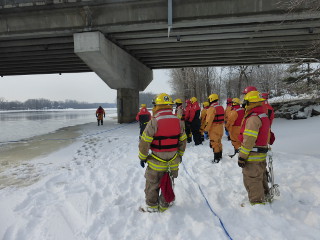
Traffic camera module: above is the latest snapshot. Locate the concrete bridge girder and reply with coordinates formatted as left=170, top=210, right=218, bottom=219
left=74, top=31, right=153, bottom=123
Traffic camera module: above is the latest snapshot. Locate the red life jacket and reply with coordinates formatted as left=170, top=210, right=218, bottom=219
left=184, top=104, right=192, bottom=121
left=232, top=105, right=245, bottom=126
left=239, top=106, right=270, bottom=146
left=189, top=102, right=201, bottom=122
left=211, top=103, right=224, bottom=123
left=151, top=109, right=181, bottom=152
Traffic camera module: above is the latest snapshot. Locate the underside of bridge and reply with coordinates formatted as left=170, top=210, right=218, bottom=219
left=1, top=0, right=319, bottom=75
left=0, top=0, right=319, bottom=122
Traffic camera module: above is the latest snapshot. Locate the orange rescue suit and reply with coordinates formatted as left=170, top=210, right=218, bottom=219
left=205, top=102, right=224, bottom=153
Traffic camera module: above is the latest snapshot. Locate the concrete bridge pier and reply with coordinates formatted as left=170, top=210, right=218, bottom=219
left=117, top=88, right=139, bottom=123
left=74, top=31, right=153, bottom=123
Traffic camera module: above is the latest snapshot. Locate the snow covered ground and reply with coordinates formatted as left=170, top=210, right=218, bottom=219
left=0, top=113, right=319, bottom=240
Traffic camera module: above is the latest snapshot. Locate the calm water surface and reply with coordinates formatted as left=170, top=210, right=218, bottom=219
left=0, top=109, right=117, bottom=143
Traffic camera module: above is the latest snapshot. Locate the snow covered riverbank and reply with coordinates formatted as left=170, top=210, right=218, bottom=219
left=0, top=116, right=319, bottom=240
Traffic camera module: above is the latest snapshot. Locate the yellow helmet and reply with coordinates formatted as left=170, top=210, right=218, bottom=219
left=153, top=93, right=174, bottom=105
left=232, top=98, right=241, bottom=105
left=208, top=94, right=219, bottom=102
left=190, top=97, right=197, bottom=104
left=203, top=101, right=209, bottom=107
left=243, top=91, right=265, bottom=103
left=141, top=104, right=147, bottom=108
left=174, top=98, right=182, bottom=104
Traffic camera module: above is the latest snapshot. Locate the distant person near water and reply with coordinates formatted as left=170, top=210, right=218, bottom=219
left=96, top=106, right=105, bottom=126
left=136, top=104, right=151, bottom=136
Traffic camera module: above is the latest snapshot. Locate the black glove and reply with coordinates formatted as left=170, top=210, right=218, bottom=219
left=140, top=160, right=145, bottom=168
left=238, top=157, right=246, bottom=168
left=180, top=156, right=183, bottom=163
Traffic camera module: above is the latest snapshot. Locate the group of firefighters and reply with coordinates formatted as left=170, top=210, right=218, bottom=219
left=137, top=86, right=275, bottom=212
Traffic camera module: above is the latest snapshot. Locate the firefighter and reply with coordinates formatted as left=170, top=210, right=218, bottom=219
left=184, top=99, right=192, bottom=143
left=205, top=94, right=224, bottom=163
left=200, top=101, right=209, bottom=141
left=238, top=91, right=270, bottom=205
left=189, top=97, right=202, bottom=145
left=224, top=98, right=233, bottom=141
left=138, top=93, right=187, bottom=212
left=95, top=106, right=105, bottom=126
left=225, top=98, right=245, bottom=157
left=136, top=104, right=151, bottom=136
left=242, top=86, right=257, bottom=95
left=174, top=98, right=184, bottom=120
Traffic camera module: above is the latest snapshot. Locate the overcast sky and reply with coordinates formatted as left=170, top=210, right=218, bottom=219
left=0, top=69, right=172, bottom=103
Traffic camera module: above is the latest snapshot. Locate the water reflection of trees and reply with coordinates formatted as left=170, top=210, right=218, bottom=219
left=0, top=98, right=115, bottom=110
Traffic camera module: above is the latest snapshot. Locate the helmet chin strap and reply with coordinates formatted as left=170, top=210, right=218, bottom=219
left=241, top=100, right=248, bottom=109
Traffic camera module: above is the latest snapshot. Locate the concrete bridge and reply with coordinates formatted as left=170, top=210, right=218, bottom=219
left=0, top=0, right=319, bottom=122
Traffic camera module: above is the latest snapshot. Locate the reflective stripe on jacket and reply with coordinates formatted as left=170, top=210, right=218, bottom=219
left=138, top=108, right=187, bottom=172
left=239, top=106, right=270, bottom=162
left=147, top=153, right=180, bottom=172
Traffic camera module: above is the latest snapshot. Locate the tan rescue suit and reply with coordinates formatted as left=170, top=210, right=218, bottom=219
left=200, top=107, right=208, bottom=136
left=224, top=105, right=232, bottom=132
left=139, top=107, right=187, bottom=211
left=239, top=103, right=270, bottom=204
left=226, top=106, right=244, bottom=150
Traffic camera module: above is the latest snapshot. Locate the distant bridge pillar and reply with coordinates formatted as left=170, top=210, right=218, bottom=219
left=74, top=31, right=153, bottom=123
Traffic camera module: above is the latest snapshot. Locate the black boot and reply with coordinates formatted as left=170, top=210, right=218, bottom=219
left=218, top=151, right=223, bottom=160
left=228, top=149, right=239, bottom=158
left=212, top=152, right=220, bottom=163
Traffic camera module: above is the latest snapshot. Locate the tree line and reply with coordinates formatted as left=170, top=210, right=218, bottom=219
left=0, top=98, right=116, bottom=110
left=168, top=63, right=320, bottom=104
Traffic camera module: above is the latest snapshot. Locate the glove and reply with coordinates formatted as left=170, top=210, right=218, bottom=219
left=140, top=160, right=145, bottom=168
left=180, top=156, right=183, bottom=163
left=238, top=157, right=246, bottom=168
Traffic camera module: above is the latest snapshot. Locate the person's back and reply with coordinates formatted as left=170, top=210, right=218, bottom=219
left=138, top=93, right=187, bottom=213
left=189, top=97, right=202, bottom=145
left=205, top=94, right=224, bottom=163
left=226, top=98, right=244, bottom=156
left=200, top=102, right=209, bottom=140
left=136, top=104, right=151, bottom=135
left=184, top=99, right=192, bottom=143
left=96, top=106, right=105, bottom=126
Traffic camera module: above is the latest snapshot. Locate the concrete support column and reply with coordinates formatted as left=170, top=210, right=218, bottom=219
left=117, top=88, right=139, bottom=123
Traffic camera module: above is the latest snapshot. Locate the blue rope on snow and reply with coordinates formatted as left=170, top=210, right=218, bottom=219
left=182, top=161, right=233, bottom=240
left=0, top=121, right=137, bottom=144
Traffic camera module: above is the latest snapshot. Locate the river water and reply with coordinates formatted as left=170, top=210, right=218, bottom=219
left=0, top=109, right=117, bottom=144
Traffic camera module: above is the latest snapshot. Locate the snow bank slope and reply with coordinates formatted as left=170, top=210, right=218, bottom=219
left=0, top=117, right=319, bottom=240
